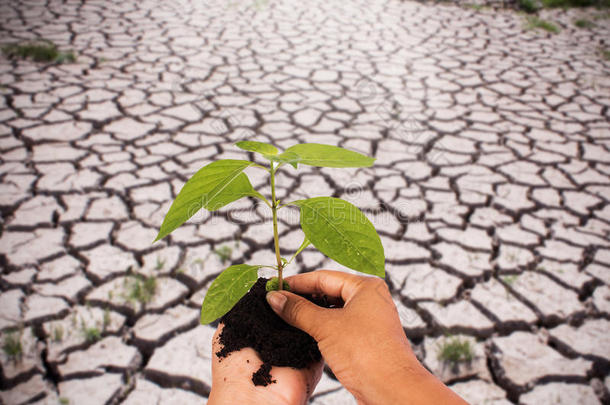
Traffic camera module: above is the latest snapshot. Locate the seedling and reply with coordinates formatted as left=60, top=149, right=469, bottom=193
left=154, top=142, right=385, bottom=324
left=465, top=3, right=484, bottom=10
left=83, top=327, right=101, bottom=343
left=80, top=319, right=101, bottom=343
left=214, top=245, right=233, bottom=264
left=574, top=18, right=595, bottom=28
left=1, top=40, right=76, bottom=63
left=122, top=274, right=157, bottom=305
left=437, top=337, right=474, bottom=366
left=53, top=325, right=64, bottom=342
left=519, top=0, right=541, bottom=13
left=2, top=330, right=23, bottom=360
left=525, top=16, right=561, bottom=33
left=155, top=256, right=166, bottom=270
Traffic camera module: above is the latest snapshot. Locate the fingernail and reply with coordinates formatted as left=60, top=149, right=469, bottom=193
left=266, top=291, right=287, bottom=312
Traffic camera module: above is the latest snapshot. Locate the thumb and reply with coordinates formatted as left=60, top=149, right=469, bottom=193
left=266, top=291, right=327, bottom=340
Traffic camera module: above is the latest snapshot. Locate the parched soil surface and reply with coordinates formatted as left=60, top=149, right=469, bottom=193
left=0, top=0, right=609, bottom=404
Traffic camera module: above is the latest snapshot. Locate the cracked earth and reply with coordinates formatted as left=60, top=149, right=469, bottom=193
left=0, top=0, right=609, bottom=404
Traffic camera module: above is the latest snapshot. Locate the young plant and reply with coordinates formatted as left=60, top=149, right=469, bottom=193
left=83, top=327, right=101, bottom=343
left=574, top=18, right=595, bottom=28
left=80, top=319, right=101, bottom=343
left=437, top=337, right=474, bottom=366
left=466, top=3, right=484, bottom=10
left=122, top=273, right=157, bottom=305
left=53, top=325, right=64, bottom=342
left=524, top=16, right=561, bottom=33
left=154, top=142, right=385, bottom=324
left=519, top=0, right=541, bottom=13
left=1, top=40, right=76, bottom=63
left=155, top=256, right=166, bottom=270
left=2, top=330, right=23, bottom=360
left=214, top=245, right=233, bottom=264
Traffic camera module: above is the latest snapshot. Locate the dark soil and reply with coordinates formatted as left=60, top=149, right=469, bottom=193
left=216, top=278, right=325, bottom=386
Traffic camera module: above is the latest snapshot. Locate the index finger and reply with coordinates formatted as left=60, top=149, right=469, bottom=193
left=285, top=270, right=370, bottom=302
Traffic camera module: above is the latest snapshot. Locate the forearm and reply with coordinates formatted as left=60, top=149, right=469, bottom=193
left=350, top=351, right=468, bottom=405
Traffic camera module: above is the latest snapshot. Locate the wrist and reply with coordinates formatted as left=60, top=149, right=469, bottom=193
left=349, top=348, right=429, bottom=405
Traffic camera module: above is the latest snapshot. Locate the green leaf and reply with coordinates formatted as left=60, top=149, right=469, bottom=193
left=265, top=151, right=299, bottom=169
left=155, top=160, right=256, bottom=241
left=235, top=141, right=278, bottom=155
left=293, top=197, right=385, bottom=277
left=284, top=143, right=375, bottom=168
left=200, top=264, right=261, bottom=324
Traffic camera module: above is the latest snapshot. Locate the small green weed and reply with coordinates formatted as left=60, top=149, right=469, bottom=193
left=1, top=40, right=76, bottom=63
left=155, top=256, right=166, bottom=270
left=438, top=337, right=474, bottom=365
left=83, top=327, right=101, bottom=343
left=53, top=325, right=64, bottom=342
left=574, top=18, right=595, bottom=28
left=2, top=330, right=23, bottom=360
left=525, top=16, right=561, bottom=33
left=123, top=274, right=157, bottom=305
left=520, top=0, right=542, bottom=12
left=600, top=48, right=610, bottom=60
left=59, top=397, right=70, bottom=405
left=81, top=319, right=101, bottom=343
left=214, top=246, right=233, bottom=264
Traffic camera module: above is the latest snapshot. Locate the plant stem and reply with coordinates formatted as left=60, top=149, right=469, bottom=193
left=270, top=163, right=283, bottom=290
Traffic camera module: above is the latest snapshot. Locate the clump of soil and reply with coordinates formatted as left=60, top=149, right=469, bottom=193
left=216, top=278, right=323, bottom=386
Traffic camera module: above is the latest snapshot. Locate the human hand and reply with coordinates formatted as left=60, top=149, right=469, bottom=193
left=266, top=270, right=468, bottom=405
left=208, top=324, right=324, bottom=405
